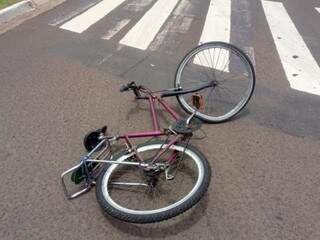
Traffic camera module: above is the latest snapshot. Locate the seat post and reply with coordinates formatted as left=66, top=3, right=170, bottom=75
left=148, top=96, right=160, bottom=131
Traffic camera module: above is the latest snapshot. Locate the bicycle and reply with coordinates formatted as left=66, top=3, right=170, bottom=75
left=61, top=42, right=255, bottom=223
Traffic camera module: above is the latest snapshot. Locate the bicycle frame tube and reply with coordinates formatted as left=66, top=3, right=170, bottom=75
left=149, top=96, right=160, bottom=131
left=158, top=98, right=180, bottom=120
left=161, top=81, right=214, bottom=97
left=114, top=95, right=183, bottom=165
left=118, top=96, right=181, bottom=139
left=151, top=135, right=181, bottom=163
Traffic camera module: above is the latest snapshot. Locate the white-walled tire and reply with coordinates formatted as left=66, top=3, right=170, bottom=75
left=96, top=141, right=211, bottom=223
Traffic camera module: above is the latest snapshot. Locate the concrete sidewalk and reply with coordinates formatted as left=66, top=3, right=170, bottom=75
left=0, top=0, right=64, bottom=34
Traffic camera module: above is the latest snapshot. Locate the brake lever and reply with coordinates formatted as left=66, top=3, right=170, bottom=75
left=120, top=81, right=136, bottom=92
left=120, top=85, right=129, bottom=92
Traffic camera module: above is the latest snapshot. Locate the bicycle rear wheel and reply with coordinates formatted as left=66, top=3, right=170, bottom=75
left=175, top=42, right=255, bottom=123
left=96, top=141, right=211, bottom=223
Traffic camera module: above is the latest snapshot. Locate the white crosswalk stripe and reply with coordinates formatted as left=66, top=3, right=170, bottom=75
left=119, top=0, right=180, bottom=50
left=262, top=0, right=320, bottom=96
left=60, top=0, right=126, bottom=33
left=194, top=0, right=231, bottom=70
left=49, top=0, right=320, bottom=96
left=48, top=1, right=99, bottom=26
left=198, top=0, right=231, bottom=44
left=148, top=0, right=194, bottom=52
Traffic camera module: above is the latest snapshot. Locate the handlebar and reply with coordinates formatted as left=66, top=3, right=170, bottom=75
left=120, top=81, right=214, bottom=100
left=119, top=85, right=130, bottom=92
left=120, top=81, right=146, bottom=99
left=120, top=81, right=136, bottom=92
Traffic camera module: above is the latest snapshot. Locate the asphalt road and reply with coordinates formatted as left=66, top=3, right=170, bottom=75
left=1, top=0, right=320, bottom=239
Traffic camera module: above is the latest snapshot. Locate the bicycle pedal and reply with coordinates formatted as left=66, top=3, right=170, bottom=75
left=192, top=94, right=204, bottom=110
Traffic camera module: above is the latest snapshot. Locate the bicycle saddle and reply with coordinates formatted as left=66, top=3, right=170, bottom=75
left=170, top=118, right=202, bottom=134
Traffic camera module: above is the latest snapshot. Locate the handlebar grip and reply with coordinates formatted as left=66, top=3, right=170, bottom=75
left=120, top=81, right=137, bottom=92
left=120, top=85, right=129, bottom=92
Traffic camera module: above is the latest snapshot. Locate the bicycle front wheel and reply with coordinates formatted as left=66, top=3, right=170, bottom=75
left=175, top=42, right=255, bottom=123
left=96, top=141, right=211, bottom=223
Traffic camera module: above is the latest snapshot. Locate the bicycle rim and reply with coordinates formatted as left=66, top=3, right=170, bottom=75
left=100, top=143, right=205, bottom=215
left=175, top=42, right=255, bottom=123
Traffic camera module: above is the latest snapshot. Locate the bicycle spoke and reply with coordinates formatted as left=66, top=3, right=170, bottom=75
left=207, top=48, right=216, bottom=78
left=201, top=49, right=213, bottom=69
left=220, top=73, right=248, bottom=83
left=204, top=87, right=215, bottom=113
left=185, top=63, right=209, bottom=83
left=214, top=48, right=222, bottom=70
left=216, top=85, right=240, bottom=103
left=195, top=55, right=212, bottom=81
left=218, top=53, right=231, bottom=74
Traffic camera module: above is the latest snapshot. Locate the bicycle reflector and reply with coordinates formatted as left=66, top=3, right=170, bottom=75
left=192, top=94, right=204, bottom=110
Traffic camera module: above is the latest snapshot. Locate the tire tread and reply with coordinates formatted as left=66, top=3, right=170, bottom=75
left=96, top=141, right=211, bottom=223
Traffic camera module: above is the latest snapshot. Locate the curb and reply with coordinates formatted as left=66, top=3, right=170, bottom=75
left=0, top=0, right=35, bottom=23
left=0, top=0, right=65, bottom=34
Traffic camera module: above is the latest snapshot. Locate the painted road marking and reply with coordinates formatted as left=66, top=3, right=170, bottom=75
left=198, top=0, right=231, bottom=44
left=316, top=7, right=320, bottom=14
left=49, top=1, right=99, bottom=26
left=195, top=0, right=231, bottom=71
left=149, top=0, right=194, bottom=52
left=119, top=0, right=180, bottom=50
left=99, top=0, right=154, bottom=41
left=60, top=0, right=126, bottom=33
left=123, top=0, right=154, bottom=12
left=262, top=1, right=320, bottom=95
left=101, top=19, right=131, bottom=40
left=149, top=16, right=193, bottom=51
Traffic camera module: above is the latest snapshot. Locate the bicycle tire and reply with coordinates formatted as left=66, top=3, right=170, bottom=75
left=175, top=42, right=255, bottom=123
left=95, top=140, right=211, bottom=223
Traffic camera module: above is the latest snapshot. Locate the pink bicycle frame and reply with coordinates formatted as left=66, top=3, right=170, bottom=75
left=119, top=95, right=181, bottom=139
left=117, top=94, right=183, bottom=162
left=61, top=91, right=185, bottom=199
